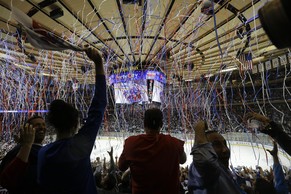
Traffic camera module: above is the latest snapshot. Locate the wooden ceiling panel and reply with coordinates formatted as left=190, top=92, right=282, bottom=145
left=0, top=0, right=283, bottom=83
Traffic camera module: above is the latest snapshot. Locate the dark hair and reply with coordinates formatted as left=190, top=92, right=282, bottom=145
left=95, top=172, right=102, bottom=188
left=25, top=115, right=44, bottom=126
left=255, top=178, right=276, bottom=194
left=144, top=108, right=163, bottom=130
left=47, top=99, right=79, bottom=132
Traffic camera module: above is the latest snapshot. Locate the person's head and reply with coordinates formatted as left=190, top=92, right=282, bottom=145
left=206, top=130, right=230, bottom=168
left=25, top=115, right=46, bottom=144
left=47, top=99, right=79, bottom=138
left=101, top=173, right=117, bottom=190
left=254, top=177, right=276, bottom=194
left=144, top=108, right=163, bottom=132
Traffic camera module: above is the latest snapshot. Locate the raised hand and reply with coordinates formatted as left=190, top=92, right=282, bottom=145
left=16, top=123, right=35, bottom=163
left=194, top=120, right=208, bottom=131
left=244, top=112, right=271, bottom=127
left=84, top=47, right=104, bottom=75
left=267, top=140, right=278, bottom=157
left=84, top=47, right=102, bottom=64
left=107, top=146, right=113, bottom=157
left=194, top=120, right=208, bottom=145
left=20, top=123, right=35, bottom=146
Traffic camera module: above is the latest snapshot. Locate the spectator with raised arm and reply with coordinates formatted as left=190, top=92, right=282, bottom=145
left=0, top=124, right=35, bottom=194
left=0, top=115, right=46, bottom=194
left=256, top=140, right=288, bottom=194
left=37, top=47, right=107, bottom=194
left=245, top=112, right=291, bottom=156
left=118, top=108, right=186, bottom=194
left=96, top=146, right=117, bottom=191
left=188, top=120, right=246, bottom=194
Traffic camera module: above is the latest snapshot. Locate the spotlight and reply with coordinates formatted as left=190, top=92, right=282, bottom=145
left=50, top=8, right=63, bottom=19
left=27, top=0, right=58, bottom=17
left=38, top=0, right=57, bottom=8
left=201, top=0, right=213, bottom=15
left=123, top=0, right=142, bottom=6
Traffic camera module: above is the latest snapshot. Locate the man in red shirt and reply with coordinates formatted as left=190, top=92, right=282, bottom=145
left=118, top=108, right=187, bottom=194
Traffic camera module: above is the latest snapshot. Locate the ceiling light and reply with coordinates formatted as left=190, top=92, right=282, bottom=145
left=0, top=53, right=16, bottom=61
left=50, top=8, right=64, bottom=19
left=41, top=73, right=57, bottom=77
left=219, top=67, right=237, bottom=73
left=205, top=74, right=213, bottom=78
left=122, top=0, right=142, bottom=6
left=38, top=0, right=58, bottom=8
left=252, top=56, right=265, bottom=63
left=263, top=45, right=277, bottom=52
left=14, top=63, right=33, bottom=70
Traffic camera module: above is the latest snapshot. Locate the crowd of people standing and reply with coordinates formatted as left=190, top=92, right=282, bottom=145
left=0, top=47, right=290, bottom=194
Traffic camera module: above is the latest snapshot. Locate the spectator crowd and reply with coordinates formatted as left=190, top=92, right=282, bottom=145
left=0, top=48, right=290, bottom=194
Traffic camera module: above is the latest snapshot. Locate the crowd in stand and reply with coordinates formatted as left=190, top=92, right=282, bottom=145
left=1, top=141, right=291, bottom=194
left=0, top=47, right=291, bottom=194
left=90, top=145, right=291, bottom=194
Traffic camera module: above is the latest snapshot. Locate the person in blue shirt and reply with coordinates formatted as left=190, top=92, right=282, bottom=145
left=37, top=47, right=107, bottom=194
left=255, top=140, right=289, bottom=194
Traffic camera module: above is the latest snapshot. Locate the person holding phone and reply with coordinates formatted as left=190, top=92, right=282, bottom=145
left=245, top=112, right=291, bottom=156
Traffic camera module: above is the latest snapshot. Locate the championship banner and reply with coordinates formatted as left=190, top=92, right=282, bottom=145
left=238, top=52, right=253, bottom=72
left=147, top=79, right=154, bottom=103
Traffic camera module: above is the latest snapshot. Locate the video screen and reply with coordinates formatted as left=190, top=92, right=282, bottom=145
left=110, top=70, right=165, bottom=104
left=114, top=80, right=148, bottom=104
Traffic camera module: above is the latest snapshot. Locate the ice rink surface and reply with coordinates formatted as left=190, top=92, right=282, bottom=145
left=91, top=136, right=291, bottom=170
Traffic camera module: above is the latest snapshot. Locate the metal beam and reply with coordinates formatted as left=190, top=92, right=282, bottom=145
left=57, top=0, right=123, bottom=61
left=147, top=2, right=199, bottom=62
left=139, top=0, right=147, bottom=62
left=144, top=0, right=176, bottom=62
left=172, top=0, right=261, bottom=61
left=116, top=0, right=136, bottom=63
left=87, top=0, right=131, bottom=62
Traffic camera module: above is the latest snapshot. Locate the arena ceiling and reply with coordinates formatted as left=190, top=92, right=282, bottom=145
left=0, top=0, right=284, bottom=84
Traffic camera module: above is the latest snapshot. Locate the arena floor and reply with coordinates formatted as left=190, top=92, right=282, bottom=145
left=91, top=136, right=291, bottom=170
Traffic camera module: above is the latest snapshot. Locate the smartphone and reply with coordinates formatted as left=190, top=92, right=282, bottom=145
left=247, top=119, right=261, bottom=129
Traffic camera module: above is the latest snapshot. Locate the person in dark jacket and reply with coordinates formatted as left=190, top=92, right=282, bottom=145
left=0, top=115, right=46, bottom=194
left=245, top=112, right=291, bottom=156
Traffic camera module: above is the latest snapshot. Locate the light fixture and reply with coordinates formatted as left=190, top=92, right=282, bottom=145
left=252, top=56, right=265, bottom=63
left=205, top=74, right=214, bottom=78
left=41, top=72, right=57, bottom=77
left=50, top=7, right=64, bottom=19
left=219, top=67, right=237, bottom=73
left=0, top=53, right=16, bottom=61
left=14, top=63, right=33, bottom=70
